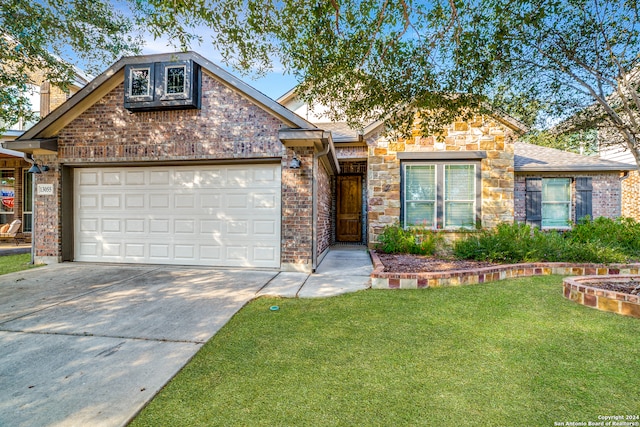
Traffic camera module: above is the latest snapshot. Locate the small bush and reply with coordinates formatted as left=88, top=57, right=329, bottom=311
left=453, top=218, right=640, bottom=264
left=566, top=217, right=640, bottom=260
left=377, top=224, right=443, bottom=255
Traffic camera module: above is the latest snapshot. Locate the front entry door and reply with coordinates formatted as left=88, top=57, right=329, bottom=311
left=337, top=175, right=362, bottom=242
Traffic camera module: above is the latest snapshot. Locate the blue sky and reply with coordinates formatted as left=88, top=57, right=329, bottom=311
left=140, top=34, right=298, bottom=101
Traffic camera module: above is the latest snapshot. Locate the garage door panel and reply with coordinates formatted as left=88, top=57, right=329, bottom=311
left=79, top=194, right=98, bottom=209
left=125, top=171, right=145, bottom=185
left=78, top=170, right=99, bottom=186
left=125, top=219, right=145, bottom=233
left=149, top=219, right=170, bottom=234
left=148, top=194, right=169, bottom=209
left=102, top=194, right=121, bottom=209
left=102, top=219, right=121, bottom=233
left=75, top=164, right=281, bottom=268
left=149, top=171, right=170, bottom=185
left=254, top=193, right=277, bottom=209
left=125, top=244, right=145, bottom=258
left=175, top=194, right=196, bottom=209
left=125, top=194, right=145, bottom=209
left=102, top=171, right=122, bottom=185
left=174, top=219, right=195, bottom=234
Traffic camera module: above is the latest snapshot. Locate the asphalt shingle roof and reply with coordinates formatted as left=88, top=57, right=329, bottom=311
left=514, top=142, right=636, bottom=172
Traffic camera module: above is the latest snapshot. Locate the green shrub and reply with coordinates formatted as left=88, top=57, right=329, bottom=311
left=453, top=222, right=542, bottom=263
left=377, top=224, right=443, bottom=255
left=453, top=218, right=640, bottom=264
left=566, top=217, right=640, bottom=259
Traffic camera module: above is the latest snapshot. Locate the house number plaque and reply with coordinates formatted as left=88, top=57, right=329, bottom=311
left=37, top=184, right=54, bottom=196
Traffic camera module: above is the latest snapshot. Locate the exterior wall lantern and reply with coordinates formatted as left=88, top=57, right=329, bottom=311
left=27, top=163, right=50, bottom=174
left=289, top=153, right=301, bottom=169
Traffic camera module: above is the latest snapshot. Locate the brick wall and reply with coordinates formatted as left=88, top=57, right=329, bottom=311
left=367, top=116, right=517, bottom=245
left=32, top=154, right=60, bottom=260
left=316, top=160, right=332, bottom=257
left=281, top=147, right=314, bottom=270
left=32, top=72, right=318, bottom=268
left=57, top=75, right=285, bottom=162
left=621, top=170, right=640, bottom=220
left=514, top=172, right=622, bottom=223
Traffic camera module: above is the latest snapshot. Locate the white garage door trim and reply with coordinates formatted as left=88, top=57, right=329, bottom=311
left=74, top=164, right=281, bottom=268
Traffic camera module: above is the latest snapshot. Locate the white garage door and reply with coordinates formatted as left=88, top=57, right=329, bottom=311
left=74, top=164, right=281, bottom=268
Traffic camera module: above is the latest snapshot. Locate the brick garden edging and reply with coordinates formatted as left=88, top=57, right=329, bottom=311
left=563, top=276, right=640, bottom=318
left=369, top=250, right=640, bottom=289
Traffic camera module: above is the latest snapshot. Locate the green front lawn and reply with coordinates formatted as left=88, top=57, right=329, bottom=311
left=0, top=253, right=38, bottom=276
left=131, top=276, right=640, bottom=426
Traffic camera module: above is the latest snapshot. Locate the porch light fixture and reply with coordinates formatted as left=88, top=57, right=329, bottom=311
left=27, top=163, right=50, bottom=174
left=289, top=154, right=301, bottom=169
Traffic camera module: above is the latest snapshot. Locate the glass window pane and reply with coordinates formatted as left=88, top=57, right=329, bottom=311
left=543, top=204, right=570, bottom=227
left=445, top=165, right=474, bottom=201
left=166, top=66, right=186, bottom=94
left=405, top=165, right=435, bottom=201
left=406, top=201, right=435, bottom=227
left=444, top=165, right=475, bottom=228
left=23, top=170, right=33, bottom=233
left=130, top=68, right=150, bottom=97
left=445, top=202, right=475, bottom=227
left=543, top=178, right=570, bottom=202
left=0, top=170, right=15, bottom=224
left=542, top=178, right=571, bottom=227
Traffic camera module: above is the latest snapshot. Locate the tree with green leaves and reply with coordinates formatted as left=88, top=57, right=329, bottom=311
left=0, top=0, right=142, bottom=133
left=3, top=0, right=639, bottom=167
left=139, top=0, right=639, bottom=162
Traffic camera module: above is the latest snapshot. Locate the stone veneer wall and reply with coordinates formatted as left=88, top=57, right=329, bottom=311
left=621, top=170, right=640, bottom=220
left=32, top=72, right=315, bottom=269
left=514, top=172, right=622, bottom=223
left=367, top=116, right=516, bottom=245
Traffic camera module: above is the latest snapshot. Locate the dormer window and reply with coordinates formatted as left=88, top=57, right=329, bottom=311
left=165, top=65, right=186, bottom=95
left=130, top=68, right=151, bottom=97
left=124, top=60, right=200, bottom=111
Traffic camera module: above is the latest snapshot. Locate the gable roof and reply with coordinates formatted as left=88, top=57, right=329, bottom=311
left=514, top=141, right=636, bottom=172
left=278, top=89, right=528, bottom=143
left=13, top=51, right=314, bottom=145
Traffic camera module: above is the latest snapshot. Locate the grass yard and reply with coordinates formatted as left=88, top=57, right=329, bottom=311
left=131, top=276, right=640, bottom=427
left=0, top=253, right=37, bottom=276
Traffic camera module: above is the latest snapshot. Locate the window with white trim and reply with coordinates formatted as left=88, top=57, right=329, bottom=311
left=405, top=165, right=436, bottom=227
left=542, top=178, right=571, bottom=228
left=165, top=65, right=186, bottom=95
left=129, top=67, right=151, bottom=97
left=0, top=170, right=15, bottom=225
left=403, top=162, right=478, bottom=229
left=22, top=169, right=32, bottom=233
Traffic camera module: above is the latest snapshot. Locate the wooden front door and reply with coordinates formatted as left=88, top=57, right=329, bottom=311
left=337, top=175, right=362, bottom=242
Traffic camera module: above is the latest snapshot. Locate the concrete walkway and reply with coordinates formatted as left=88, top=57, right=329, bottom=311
left=0, top=246, right=372, bottom=427
left=257, top=246, right=372, bottom=298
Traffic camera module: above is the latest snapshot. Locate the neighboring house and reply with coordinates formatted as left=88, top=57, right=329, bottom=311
left=5, top=51, right=636, bottom=270
left=0, top=68, right=89, bottom=234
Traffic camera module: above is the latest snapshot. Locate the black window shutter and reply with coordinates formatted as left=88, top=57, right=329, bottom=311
left=575, top=177, right=593, bottom=222
left=525, top=178, right=542, bottom=228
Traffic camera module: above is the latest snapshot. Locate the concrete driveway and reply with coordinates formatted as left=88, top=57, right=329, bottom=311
left=0, top=263, right=277, bottom=427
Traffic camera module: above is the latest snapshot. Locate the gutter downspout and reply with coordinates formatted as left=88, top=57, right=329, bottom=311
left=311, top=135, right=332, bottom=272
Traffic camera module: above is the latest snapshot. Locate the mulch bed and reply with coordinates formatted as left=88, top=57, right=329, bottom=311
left=376, top=252, right=498, bottom=273
left=377, top=253, right=640, bottom=295
left=585, top=280, right=640, bottom=295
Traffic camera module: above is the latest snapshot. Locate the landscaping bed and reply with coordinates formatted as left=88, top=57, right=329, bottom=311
left=375, top=252, right=497, bottom=273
